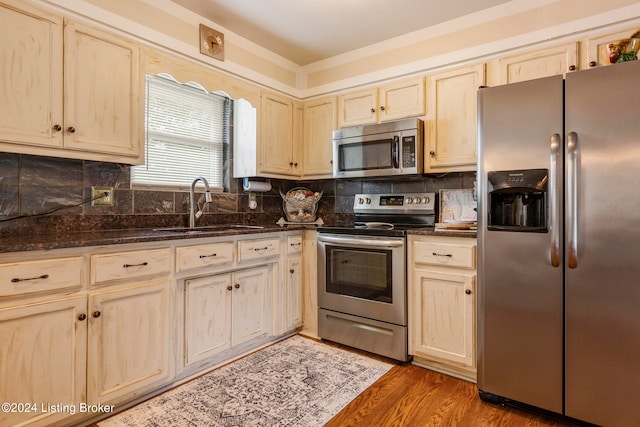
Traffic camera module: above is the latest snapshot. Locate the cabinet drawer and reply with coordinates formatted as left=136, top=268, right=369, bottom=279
left=413, top=241, right=475, bottom=269
left=176, top=241, right=234, bottom=272
left=238, top=237, right=280, bottom=262
left=286, top=235, right=302, bottom=255
left=91, top=248, right=171, bottom=285
left=0, top=257, right=83, bottom=297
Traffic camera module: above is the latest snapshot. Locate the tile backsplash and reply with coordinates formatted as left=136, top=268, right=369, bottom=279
left=0, top=152, right=475, bottom=236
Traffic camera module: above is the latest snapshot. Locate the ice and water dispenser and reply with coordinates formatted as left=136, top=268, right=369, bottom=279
left=487, top=169, right=548, bottom=232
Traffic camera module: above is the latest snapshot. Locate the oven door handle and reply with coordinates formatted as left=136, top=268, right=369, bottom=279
left=317, top=234, right=404, bottom=248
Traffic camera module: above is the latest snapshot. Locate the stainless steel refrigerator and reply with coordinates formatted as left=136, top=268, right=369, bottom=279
left=477, top=59, right=640, bottom=426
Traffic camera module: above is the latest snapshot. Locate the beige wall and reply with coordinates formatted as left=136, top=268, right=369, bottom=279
left=306, top=0, right=640, bottom=92
left=41, top=0, right=640, bottom=98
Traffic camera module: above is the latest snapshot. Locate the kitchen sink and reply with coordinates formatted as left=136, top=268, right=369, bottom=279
left=153, top=225, right=265, bottom=233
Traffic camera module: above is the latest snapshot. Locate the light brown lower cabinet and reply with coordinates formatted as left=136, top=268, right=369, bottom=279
left=408, top=235, right=477, bottom=382
left=0, top=296, right=87, bottom=427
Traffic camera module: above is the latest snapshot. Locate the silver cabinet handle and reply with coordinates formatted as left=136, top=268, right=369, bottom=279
left=567, top=131, right=579, bottom=269
left=549, top=133, right=561, bottom=267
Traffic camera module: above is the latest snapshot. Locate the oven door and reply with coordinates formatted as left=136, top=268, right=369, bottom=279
left=317, top=233, right=406, bottom=325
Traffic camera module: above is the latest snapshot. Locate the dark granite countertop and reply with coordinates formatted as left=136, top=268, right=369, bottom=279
left=0, top=223, right=475, bottom=254
left=0, top=224, right=308, bottom=254
left=406, top=228, right=477, bottom=239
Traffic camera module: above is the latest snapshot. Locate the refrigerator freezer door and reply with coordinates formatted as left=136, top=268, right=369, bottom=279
left=477, top=75, right=564, bottom=413
left=564, top=60, right=640, bottom=426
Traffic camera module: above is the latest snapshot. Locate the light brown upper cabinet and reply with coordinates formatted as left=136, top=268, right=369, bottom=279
left=259, top=91, right=301, bottom=178
left=0, top=0, right=143, bottom=163
left=338, top=77, right=425, bottom=127
left=303, top=97, right=337, bottom=179
left=584, top=27, right=640, bottom=69
left=494, top=42, right=579, bottom=85
left=425, top=63, right=485, bottom=172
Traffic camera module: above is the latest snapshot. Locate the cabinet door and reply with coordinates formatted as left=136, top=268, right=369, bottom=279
left=585, top=28, right=638, bottom=69
left=0, top=296, right=87, bottom=427
left=260, top=91, right=297, bottom=176
left=87, top=281, right=171, bottom=404
left=64, top=20, right=143, bottom=161
left=411, top=269, right=475, bottom=367
left=184, top=274, right=232, bottom=366
left=0, top=1, right=63, bottom=148
left=497, top=42, right=578, bottom=84
left=379, top=77, right=425, bottom=122
left=231, top=266, right=270, bottom=346
left=338, top=88, right=378, bottom=127
left=285, top=256, right=303, bottom=331
left=303, top=97, right=336, bottom=178
left=426, top=63, right=484, bottom=171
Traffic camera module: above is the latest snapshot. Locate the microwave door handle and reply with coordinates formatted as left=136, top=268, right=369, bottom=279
left=392, top=136, right=400, bottom=169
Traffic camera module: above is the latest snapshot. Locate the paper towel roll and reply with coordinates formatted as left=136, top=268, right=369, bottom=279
left=243, top=179, right=272, bottom=192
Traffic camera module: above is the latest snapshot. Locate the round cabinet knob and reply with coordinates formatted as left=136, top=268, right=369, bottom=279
left=67, top=126, right=76, bottom=133
left=569, top=65, right=576, bottom=71
left=429, top=151, right=436, bottom=157
left=234, top=283, right=240, bottom=289
left=370, top=108, right=376, bottom=113
left=380, top=106, right=385, bottom=111
left=78, top=313, right=87, bottom=321
left=465, top=289, right=472, bottom=295
left=290, top=269, right=295, bottom=274
left=52, top=124, right=62, bottom=132
left=227, top=285, right=233, bottom=291
left=92, top=311, right=101, bottom=318
left=589, top=61, right=597, bottom=67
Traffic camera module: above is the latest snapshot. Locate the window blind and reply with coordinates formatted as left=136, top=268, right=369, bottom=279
left=132, top=74, right=230, bottom=191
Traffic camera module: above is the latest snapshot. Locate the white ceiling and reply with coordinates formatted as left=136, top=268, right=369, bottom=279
left=171, top=0, right=513, bottom=65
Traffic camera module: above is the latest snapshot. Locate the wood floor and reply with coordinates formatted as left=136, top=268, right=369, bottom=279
left=322, top=341, right=574, bottom=427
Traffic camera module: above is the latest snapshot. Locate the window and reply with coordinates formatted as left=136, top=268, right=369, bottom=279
left=132, top=74, right=231, bottom=191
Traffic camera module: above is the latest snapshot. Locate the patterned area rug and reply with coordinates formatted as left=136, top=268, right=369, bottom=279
left=99, top=335, right=392, bottom=426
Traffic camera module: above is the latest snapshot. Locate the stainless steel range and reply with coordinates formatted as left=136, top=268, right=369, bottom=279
left=317, top=192, right=435, bottom=361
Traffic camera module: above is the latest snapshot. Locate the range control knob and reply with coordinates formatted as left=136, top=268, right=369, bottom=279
left=365, top=197, right=371, bottom=204
left=406, top=197, right=414, bottom=204
left=423, top=197, right=430, bottom=204
left=358, top=197, right=365, bottom=204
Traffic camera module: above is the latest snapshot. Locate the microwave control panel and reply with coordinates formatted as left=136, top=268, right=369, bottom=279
left=402, top=136, right=416, bottom=168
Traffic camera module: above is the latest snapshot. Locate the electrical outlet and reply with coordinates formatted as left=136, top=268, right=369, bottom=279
left=91, top=186, right=114, bottom=206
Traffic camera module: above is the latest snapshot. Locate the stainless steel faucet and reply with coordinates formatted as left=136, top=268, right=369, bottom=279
left=189, top=177, right=214, bottom=228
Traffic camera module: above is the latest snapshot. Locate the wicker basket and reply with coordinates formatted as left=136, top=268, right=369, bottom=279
left=280, top=187, right=322, bottom=223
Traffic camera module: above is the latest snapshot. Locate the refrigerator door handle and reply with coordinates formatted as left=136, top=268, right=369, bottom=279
left=549, top=133, right=561, bottom=267
left=567, top=131, right=579, bottom=268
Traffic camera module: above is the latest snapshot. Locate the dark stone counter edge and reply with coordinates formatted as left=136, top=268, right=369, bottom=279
left=0, top=225, right=476, bottom=254
left=0, top=224, right=310, bottom=254
left=406, top=229, right=477, bottom=239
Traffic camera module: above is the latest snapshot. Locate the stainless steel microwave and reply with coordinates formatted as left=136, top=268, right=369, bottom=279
left=332, top=118, right=424, bottom=178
